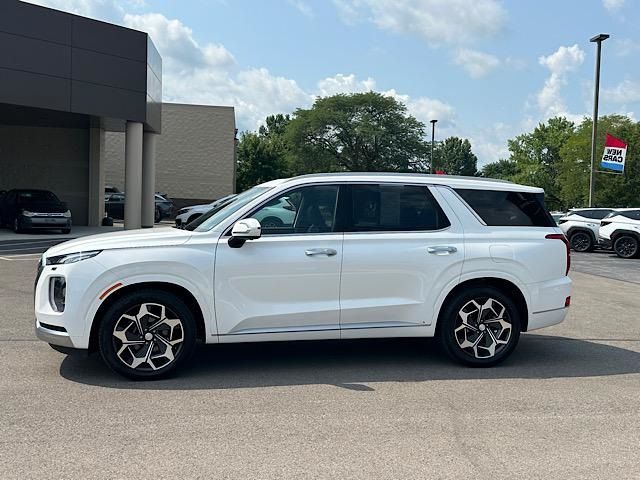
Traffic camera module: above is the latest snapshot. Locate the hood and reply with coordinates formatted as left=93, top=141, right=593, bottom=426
left=44, top=227, right=192, bottom=258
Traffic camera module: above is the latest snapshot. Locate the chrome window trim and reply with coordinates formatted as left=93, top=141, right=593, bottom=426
left=225, top=180, right=454, bottom=238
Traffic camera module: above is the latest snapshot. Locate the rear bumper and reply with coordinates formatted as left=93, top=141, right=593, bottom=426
left=528, top=307, right=569, bottom=331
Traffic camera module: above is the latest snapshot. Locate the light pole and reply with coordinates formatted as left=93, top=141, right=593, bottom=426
left=588, top=33, right=609, bottom=207
left=430, top=119, right=437, bottom=174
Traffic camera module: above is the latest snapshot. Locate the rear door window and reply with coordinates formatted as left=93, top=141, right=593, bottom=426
left=455, top=189, right=555, bottom=227
left=344, top=184, right=450, bottom=232
left=621, top=210, right=640, bottom=220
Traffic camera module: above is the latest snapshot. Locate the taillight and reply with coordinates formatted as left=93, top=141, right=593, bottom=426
left=546, top=233, right=570, bottom=275
left=600, top=221, right=611, bottom=227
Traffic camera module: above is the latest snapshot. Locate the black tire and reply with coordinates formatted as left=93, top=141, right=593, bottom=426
left=98, top=289, right=197, bottom=380
left=187, top=213, right=202, bottom=225
left=439, top=286, right=521, bottom=367
left=61, top=228, right=71, bottom=234
left=613, top=235, right=639, bottom=259
left=569, top=231, right=593, bottom=252
left=261, top=216, right=283, bottom=229
left=13, top=218, right=22, bottom=234
left=154, top=207, right=162, bottom=223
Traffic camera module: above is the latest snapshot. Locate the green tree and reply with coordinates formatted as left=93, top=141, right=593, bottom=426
left=285, top=92, right=430, bottom=173
left=434, top=136, right=478, bottom=176
left=505, top=117, right=576, bottom=209
left=558, top=115, right=640, bottom=208
left=481, top=159, right=518, bottom=179
left=235, top=114, right=291, bottom=191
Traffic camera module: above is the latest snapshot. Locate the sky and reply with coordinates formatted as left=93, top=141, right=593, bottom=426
left=25, top=0, right=640, bottom=166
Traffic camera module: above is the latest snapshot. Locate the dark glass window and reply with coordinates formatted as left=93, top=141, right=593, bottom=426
left=249, top=185, right=339, bottom=235
left=455, top=189, right=555, bottom=227
left=621, top=210, right=640, bottom=220
left=346, top=184, right=450, bottom=232
left=576, top=209, right=612, bottom=220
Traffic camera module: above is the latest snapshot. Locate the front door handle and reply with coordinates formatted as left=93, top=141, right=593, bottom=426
left=305, top=248, right=337, bottom=257
left=427, top=246, right=457, bottom=255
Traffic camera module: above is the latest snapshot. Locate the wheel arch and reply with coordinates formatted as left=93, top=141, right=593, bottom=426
left=566, top=226, right=596, bottom=243
left=435, top=277, right=529, bottom=334
left=611, top=228, right=640, bottom=242
left=88, top=281, right=207, bottom=353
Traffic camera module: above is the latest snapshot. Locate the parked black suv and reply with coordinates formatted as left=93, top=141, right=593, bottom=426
left=0, top=189, right=72, bottom=233
left=105, top=193, right=174, bottom=223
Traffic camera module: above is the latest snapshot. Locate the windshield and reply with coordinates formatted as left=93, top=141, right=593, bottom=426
left=186, top=186, right=271, bottom=231
left=17, top=190, right=59, bottom=204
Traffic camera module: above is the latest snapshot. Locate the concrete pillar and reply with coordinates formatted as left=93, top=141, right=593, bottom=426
left=124, top=121, right=143, bottom=230
left=141, top=132, right=157, bottom=228
left=87, top=127, right=105, bottom=227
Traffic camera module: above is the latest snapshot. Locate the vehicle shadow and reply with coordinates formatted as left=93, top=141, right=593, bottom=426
left=59, top=334, right=640, bottom=390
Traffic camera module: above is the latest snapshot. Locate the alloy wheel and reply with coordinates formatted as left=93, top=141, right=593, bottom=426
left=112, top=303, right=185, bottom=371
left=570, top=232, right=591, bottom=252
left=454, top=297, right=512, bottom=359
left=614, top=236, right=638, bottom=258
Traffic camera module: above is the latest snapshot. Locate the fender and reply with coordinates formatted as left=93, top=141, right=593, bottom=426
left=566, top=226, right=596, bottom=243
left=430, top=269, right=531, bottom=327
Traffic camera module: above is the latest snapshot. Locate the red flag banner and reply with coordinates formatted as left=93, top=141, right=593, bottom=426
left=600, top=134, right=627, bottom=172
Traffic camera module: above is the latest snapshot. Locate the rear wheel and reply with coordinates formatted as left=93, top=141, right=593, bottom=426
left=439, top=286, right=521, bottom=367
left=98, top=290, right=197, bottom=380
left=613, top=235, right=639, bottom=259
left=569, top=231, right=593, bottom=252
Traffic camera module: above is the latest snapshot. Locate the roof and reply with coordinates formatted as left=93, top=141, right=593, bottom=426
left=260, top=172, right=542, bottom=193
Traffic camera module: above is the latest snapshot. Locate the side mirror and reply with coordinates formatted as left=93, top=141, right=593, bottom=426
left=229, top=218, right=261, bottom=248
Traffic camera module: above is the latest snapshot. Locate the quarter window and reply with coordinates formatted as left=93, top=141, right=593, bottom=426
left=250, top=185, right=339, bottom=235
left=621, top=210, right=640, bottom=220
left=346, top=184, right=450, bottom=232
left=455, top=189, right=555, bottom=227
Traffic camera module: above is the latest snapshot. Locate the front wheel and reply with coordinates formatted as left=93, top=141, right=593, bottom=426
left=439, top=287, right=521, bottom=367
left=98, top=290, right=197, bottom=380
left=613, top=235, right=639, bottom=259
left=569, top=231, right=593, bottom=252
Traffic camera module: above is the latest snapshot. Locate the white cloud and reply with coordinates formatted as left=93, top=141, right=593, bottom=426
left=288, top=0, right=314, bottom=17
left=536, top=44, right=585, bottom=119
left=23, top=0, right=140, bottom=22
left=333, top=0, right=507, bottom=46
left=603, top=0, right=624, bottom=12
left=603, top=79, right=640, bottom=105
left=316, top=74, right=376, bottom=97
left=453, top=48, right=500, bottom=78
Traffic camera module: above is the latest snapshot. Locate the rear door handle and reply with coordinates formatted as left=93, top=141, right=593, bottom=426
left=427, top=246, right=457, bottom=255
left=305, top=248, right=337, bottom=257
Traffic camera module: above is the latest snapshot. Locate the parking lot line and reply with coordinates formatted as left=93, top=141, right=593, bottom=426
left=0, top=253, right=41, bottom=261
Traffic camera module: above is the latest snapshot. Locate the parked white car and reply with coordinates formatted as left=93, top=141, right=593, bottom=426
left=174, top=194, right=236, bottom=228
left=558, top=208, right=618, bottom=252
left=598, top=208, right=640, bottom=258
left=35, top=173, right=571, bottom=379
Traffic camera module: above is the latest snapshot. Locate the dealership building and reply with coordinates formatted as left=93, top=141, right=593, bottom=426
left=0, top=1, right=235, bottom=228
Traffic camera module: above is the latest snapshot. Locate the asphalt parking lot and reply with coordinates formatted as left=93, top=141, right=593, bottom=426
left=1, top=255, right=639, bottom=479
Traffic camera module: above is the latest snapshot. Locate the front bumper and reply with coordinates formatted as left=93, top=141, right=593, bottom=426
left=21, top=216, right=71, bottom=229
left=35, top=319, right=74, bottom=348
left=598, top=237, right=612, bottom=250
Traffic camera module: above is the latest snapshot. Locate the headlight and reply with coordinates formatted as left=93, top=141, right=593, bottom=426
left=46, top=250, right=101, bottom=265
left=63, top=210, right=71, bottom=218
left=22, top=210, right=36, bottom=217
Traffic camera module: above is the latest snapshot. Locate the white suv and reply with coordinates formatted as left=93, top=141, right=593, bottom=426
left=599, top=209, right=640, bottom=258
left=558, top=208, right=618, bottom=252
left=35, top=173, right=571, bottom=379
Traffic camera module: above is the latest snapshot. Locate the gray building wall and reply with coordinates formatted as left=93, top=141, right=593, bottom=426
left=0, top=125, right=90, bottom=223
left=105, top=103, right=236, bottom=204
